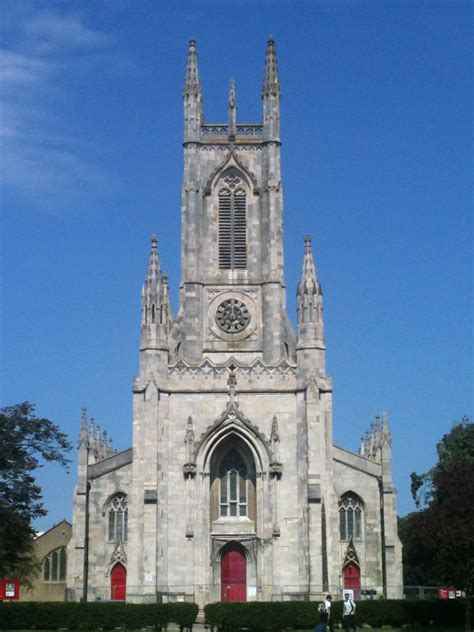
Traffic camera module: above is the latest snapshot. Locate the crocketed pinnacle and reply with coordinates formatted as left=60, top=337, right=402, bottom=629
left=262, top=36, right=280, bottom=97
left=228, top=78, right=237, bottom=138
left=146, top=234, right=161, bottom=288
left=184, top=39, right=201, bottom=98
left=78, top=406, right=88, bottom=447
left=297, top=234, right=320, bottom=297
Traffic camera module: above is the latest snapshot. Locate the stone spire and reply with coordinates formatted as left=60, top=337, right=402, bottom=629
left=262, top=36, right=280, bottom=141
left=183, top=39, right=201, bottom=97
left=262, top=36, right=280, bottom=98
left=140, top=234, right=172, bottom=376
left=183, top=39, right=203, bottom=142
left=228, top=78, right=237, bottom=140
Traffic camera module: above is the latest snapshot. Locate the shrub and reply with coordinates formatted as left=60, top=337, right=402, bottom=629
left=0, top=600, right=197, bottom=630
left=204, top=598, right=472, bottom=631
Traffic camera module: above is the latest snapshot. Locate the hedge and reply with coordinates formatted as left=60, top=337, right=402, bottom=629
left=0, top=601, right=199, bottom=631
left=204, top=598, right=471, bottom=631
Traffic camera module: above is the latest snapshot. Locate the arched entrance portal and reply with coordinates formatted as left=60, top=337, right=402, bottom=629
left=343, top=563, right=360, bottom=599
left=221, top=546, right=246, bottom=602
left=111, top=563, right=126, bottom=601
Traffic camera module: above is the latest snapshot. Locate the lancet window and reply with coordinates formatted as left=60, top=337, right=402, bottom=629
left=339, top=492, right=364, bottom=540
left=219, top=449, right=248, bottom=517
left=108, top=493, right=128, bottom=542
left=42, top=547, right=67, bottom=582
left=218, top=170, right=247, bottom=270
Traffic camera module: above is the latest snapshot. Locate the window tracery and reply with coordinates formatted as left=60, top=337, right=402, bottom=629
left=339, top=492, right=364, bottom=540
left=42, top=547, right=67, bottom=582
left=108, top=493, right=128, bottom=542
left=219, top=449, right=248, bottom=517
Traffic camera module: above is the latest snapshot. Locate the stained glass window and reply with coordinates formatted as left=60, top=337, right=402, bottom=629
left=108, top=494, right=128, bottom=542
left=338, top=493, right=364, bottom=540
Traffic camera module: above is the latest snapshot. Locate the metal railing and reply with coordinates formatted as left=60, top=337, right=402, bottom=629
left=66, top=583, right=419, bottom=603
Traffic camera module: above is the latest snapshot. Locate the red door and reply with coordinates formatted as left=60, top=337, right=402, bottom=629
left=343, top=563, right=361, bottom=599
left=221, top=548, right=246, bottom=602
left=111, top=563, right=126, bottom=601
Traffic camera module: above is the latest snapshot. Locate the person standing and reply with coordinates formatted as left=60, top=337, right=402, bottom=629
left=324, top=594, right=334, bottom=632
left=342, top=592, right=356, bottom=631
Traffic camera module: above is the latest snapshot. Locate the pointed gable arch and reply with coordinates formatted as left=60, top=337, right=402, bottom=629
left=195, top=404, right=271, bottom=475
left=343, top=537, right=360, bottom=569
left=204, top=151, right=259, bottom=197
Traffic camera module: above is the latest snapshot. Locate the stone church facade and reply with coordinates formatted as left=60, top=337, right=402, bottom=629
left=67, top=39, right=402, bottom=605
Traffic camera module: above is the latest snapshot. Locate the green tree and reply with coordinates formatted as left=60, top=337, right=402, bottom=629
left=0, top=402, right=71, bottom=584
left=410, top=417, right=474, bottom=631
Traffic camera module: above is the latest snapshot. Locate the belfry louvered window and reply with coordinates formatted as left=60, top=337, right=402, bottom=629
left=218, top=171, right=247, bottom=269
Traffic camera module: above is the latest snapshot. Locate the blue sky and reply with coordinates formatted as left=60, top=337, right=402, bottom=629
left=1, top=0, right=472, bottom=531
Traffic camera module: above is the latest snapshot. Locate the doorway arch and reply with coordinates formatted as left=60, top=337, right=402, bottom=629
left=221, top=544, right=246, bottom=602
left=110, top=562, right=126, bottom=601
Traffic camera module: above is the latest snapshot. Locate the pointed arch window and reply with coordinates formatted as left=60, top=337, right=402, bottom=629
left=108, top=493, right=128, bottom=542
left=42, top=547, right=67, bottom=582
left=219, top=449, right=248, bottom=517
left=218, top=170, right=247, bottom=270
left=339, top=492, right=364, bottom=541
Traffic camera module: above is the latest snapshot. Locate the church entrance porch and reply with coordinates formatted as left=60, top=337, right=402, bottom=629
left=221, top=546, right=246, bottom=602
left=111, top=563, right=126, bottom=601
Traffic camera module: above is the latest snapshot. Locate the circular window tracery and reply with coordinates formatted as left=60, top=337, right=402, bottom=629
left=215, top=298, right=251, bottom=333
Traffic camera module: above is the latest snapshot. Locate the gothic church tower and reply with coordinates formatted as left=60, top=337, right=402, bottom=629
left=68, top=39, right=402, bottom=606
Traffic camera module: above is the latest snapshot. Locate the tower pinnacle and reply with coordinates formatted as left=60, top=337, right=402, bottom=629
left=228, top=78, right=237, bottom=140
left=262, top=36, right=280, bottom=97
left=140, top=234, right=172, bottom=374
left=184, top=39, right=201, bottom=98
left=147, top=234, right=160, bottom=287
left=298, top=234, right=321, bottom=299
left=296, top=234, right=325, bottom=376
left=183, top=39, right=203, bottom=142
left=262, top=37, right=280, bottom=141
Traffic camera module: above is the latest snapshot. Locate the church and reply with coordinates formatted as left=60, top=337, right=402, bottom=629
left=67, top=39, right=402, bottom=605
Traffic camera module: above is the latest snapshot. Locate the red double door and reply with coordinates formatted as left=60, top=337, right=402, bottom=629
left=221, top=548, right=247, bottom=602
left=111, top=563, right=127, bottom=601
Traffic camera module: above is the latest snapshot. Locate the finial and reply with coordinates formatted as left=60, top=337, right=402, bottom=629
left=227, top=368, right=237, bottom=406
left=304, top=234, right=312, bottom=250
left=229, top=78, right=236, bottom=108
left=151, top=233, right=158, bottom=250
left=228, top=78, right=237, bottom=140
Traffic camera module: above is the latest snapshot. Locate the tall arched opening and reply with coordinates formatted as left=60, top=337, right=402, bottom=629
left=210, top=437, right=256, bottom=524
